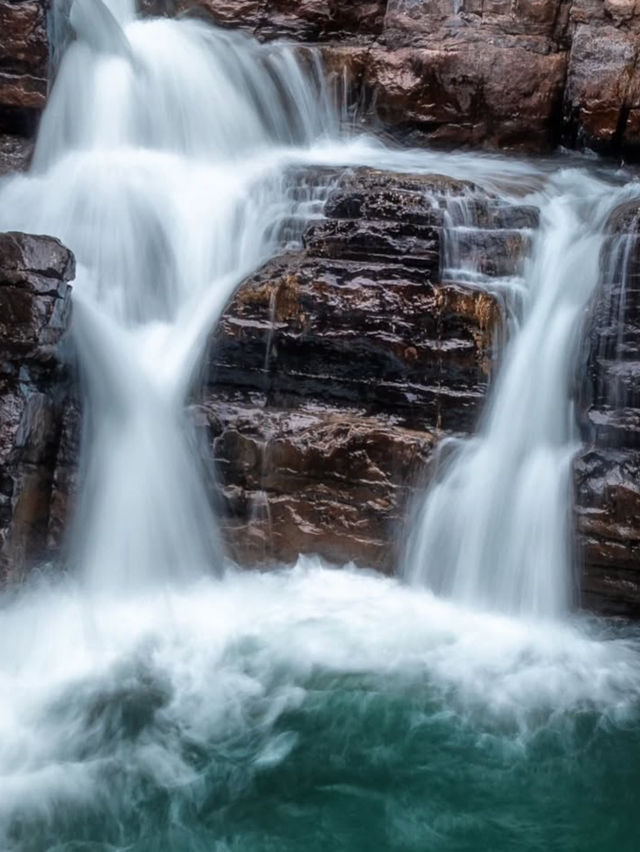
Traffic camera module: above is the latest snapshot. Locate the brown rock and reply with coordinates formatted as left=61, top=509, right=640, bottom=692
left=564, top=23, right=640, bottom=155
left=205, top=167, right=537, bottom=568
left=141, top=0, right=386, bottom=41
left=0, top=133, right=32, bottom=175
left=205, top=393, right=434, bottom=570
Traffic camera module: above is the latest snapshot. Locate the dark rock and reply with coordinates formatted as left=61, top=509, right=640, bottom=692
left=0, top=0, right=50, bottom=133
left=0, top=231, right=74, bottom=581
left=563, top=23, right=640, bottom=157
left=203, top=391, right=434, bottom=571
left=0, top=133, right=33, bottom=175
left=357, top=43, right=567, bottom=153
left=575, top=199, right=640, bottom=617
left=141, top=0, right=387, bottom=41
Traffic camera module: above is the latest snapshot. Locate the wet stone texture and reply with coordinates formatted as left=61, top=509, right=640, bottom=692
left=204, top=167, right=531, bottom=571
left=0, top=231, right=74, bottom=582
left=575, top=200, right=640, bottom=618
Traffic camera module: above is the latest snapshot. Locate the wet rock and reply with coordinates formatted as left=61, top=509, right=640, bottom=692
left=575, top=200, right=640, bottom=617
left=357, top=44, right=566, bottom=153
left=0, top=0, right=50, bottom=134
left=210, top=169, right=506, bottom=433
left=202, top=392, right=434, bottom=571
left=206, top=167, right=537, bottom=568
left=0, top=231, right=74, bottom=581
left=141, top=0, right=387, bottom=41
left=0, top=133, right=32, bottom=175
left=563, top=23, right=640, bottom=157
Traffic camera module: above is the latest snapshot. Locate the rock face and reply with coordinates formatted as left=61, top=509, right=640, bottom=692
left=575, top=201, right=640, bottom=617
left=0, top=132, right=32, bottom=175
left=140, top=0, right=388, bottom=40
left=0, top=0, right=50, bottom=135
left=203, top=167, right=533, bottom=570
left=142, top=0, right=640, bottom=159
left=0, top=231, right=74, bottom=582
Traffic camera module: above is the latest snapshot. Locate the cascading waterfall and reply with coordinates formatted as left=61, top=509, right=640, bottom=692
left=0, top=0, right=338, bottom=589
left=0, top=1, right=639, bottom=849
left=404, top=174, right=640, bottom=618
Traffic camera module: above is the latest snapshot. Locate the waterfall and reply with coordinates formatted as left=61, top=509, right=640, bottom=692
left=0, top=0, right=637, bottom=608
left=0, top=0, right=338, bottom=589
left=1, top=3, right=640, bottom=847
left=404, top=172, right=640, bottom=617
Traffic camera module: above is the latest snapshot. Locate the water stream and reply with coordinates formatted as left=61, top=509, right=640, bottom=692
left=0, top=1, right=640, bottom=848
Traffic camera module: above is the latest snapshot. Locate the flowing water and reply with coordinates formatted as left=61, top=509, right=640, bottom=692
left=1, top=1, right=640, bottom=849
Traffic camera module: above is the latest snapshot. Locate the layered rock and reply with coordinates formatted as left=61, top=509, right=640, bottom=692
left=563, top=1, right=640, bottom=158
left=144, top=0, right=640, bottom=158
left=0, top=231, right=74, bottom=582
left=575, top=200, right=640, bottom=617
left=0, top=132, right=32, bottom=176
left=203, top=167, right=532, bottom=569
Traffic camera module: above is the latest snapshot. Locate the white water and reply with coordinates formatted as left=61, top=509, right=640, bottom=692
left=405, top=174, right=640, bottom=617
left=0, top=560, right=639, bottom=842
left=0, top=0, right=339, bottom=589
left=1, top=0, right=640, bottom=841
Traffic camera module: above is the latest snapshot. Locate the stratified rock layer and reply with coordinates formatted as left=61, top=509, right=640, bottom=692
left=575, top=200, right=640, bottom=617
left=204, top=167, right=530, bottom=569
left=0, top=231, right=74, bottom=581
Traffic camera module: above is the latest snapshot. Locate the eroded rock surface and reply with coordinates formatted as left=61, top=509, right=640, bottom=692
left=0, top=231, right=74, bottom=581
left=575, top=200, right=640, bottom=617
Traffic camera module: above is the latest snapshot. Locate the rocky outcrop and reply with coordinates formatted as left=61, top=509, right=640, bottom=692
left=140, top=0, right=388, bottom=41
left=0, top=0, right=50, bottom=135
left=203, top=167, right=534, bottom=569
left=575, top=200, right=640, bottom=617
left=143, top=0, right=640, bottom=159
left=0, top=231, right=74, bottom=582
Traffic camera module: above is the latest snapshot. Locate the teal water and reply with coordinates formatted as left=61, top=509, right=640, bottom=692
left=1, top=563, right=639, bottom=851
